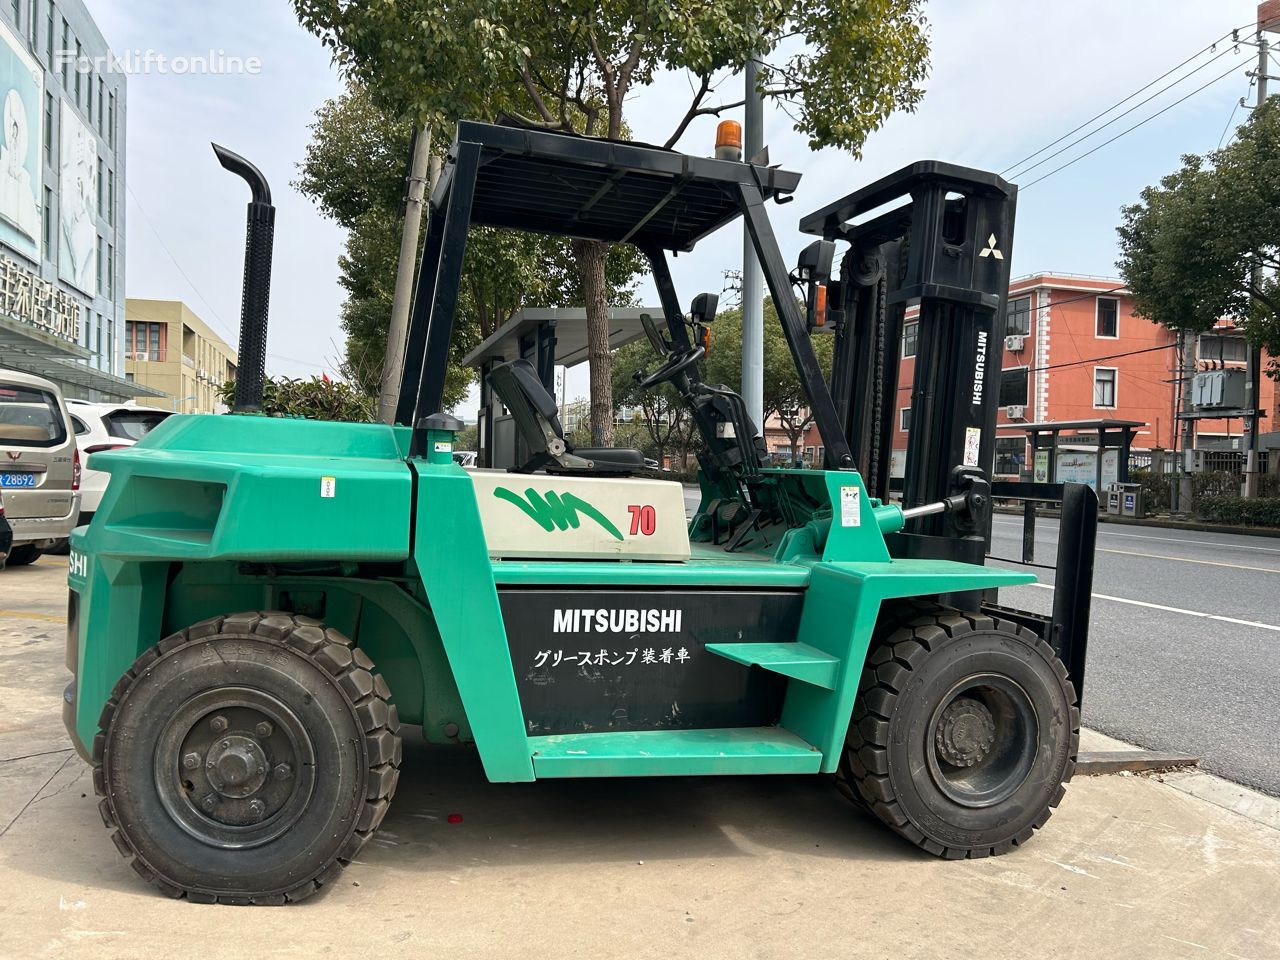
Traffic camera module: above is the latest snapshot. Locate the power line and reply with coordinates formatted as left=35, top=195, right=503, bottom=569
left=1007, top=42, right=1243, bottom=180
left=1021, top=59, right=1247, bottom=190
left=125, top=183, right=328, bottom=373
left=1001, top=26, right=1247, bottom=177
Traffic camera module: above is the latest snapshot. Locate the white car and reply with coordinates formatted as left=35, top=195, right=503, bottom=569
left=66, top=400, right=173, bottom=524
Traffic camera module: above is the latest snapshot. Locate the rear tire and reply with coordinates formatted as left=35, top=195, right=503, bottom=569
left=5, top=544, right=41, bottom=566
left=94, top=611, right=401, bottom=904
left=837, top=604, right=1078, bottom=859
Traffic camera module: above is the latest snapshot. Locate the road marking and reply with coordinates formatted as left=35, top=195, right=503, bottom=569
left=1096, top=546, right=1280, bottom=574
left=1026, top=582, right=1280, bottom=632
left=0, top=610, right=67, bottom=623
left=992, top=517, right=1280, bottom=554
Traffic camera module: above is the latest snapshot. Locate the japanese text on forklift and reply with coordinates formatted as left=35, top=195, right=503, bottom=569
left=62, top=117, right=1097, bottom=904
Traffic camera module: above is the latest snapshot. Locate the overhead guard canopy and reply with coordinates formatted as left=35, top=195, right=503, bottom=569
left=433, top=121, right=801, bottom=252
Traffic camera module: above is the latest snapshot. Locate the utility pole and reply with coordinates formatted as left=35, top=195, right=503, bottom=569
left=741, top=58, right=764, bottom=431
left=1244, top=21, right=1271, bottom=495
left=1177, top=330, right=1196, bottom=513
left=378, top=125, right=433, bottom=424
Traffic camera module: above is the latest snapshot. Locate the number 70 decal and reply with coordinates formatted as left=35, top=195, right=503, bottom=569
left=627, top=504, right=656, bottom=536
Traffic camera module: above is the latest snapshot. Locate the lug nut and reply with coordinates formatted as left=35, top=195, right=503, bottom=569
left=182, top=753, right=201, bottom=771
left=273, top=763, right=292, bottom=780
left=200, top=795, right=218, bottom=813
left=247, top=799, right=265, bottom=820
left=209, top=715, right=228, bottom=733
left=255, top=721, right=273, bottom=738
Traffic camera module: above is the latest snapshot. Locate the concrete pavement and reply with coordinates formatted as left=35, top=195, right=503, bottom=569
left=4, top=557, right=1280, bottom=959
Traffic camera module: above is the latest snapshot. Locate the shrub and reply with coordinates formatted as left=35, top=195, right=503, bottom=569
left=1195, top=496, right=1280, bottom=527
left=1129, top=469, right=1172, bottom=513
left=1191, top=470, right=1240, bottom=499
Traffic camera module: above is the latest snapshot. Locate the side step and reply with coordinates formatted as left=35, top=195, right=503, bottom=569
left=704, top=642, right=840, bottom=690
left=529, top=727, right=823, bottom=778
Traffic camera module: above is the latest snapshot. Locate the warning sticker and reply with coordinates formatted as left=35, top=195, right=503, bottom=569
left=963, top=427, right=982, bottom=468
left=320, top=476, right=336, bottom=498
left=840, top=485, right=861, bottom=527
left=434, top=440, right=453, bottom=454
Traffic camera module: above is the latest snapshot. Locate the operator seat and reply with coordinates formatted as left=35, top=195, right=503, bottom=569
left=488, top=359, right=645, bottom=475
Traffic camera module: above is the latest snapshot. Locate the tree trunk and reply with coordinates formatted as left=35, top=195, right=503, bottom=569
left=573, top=237, right=613, bottom=446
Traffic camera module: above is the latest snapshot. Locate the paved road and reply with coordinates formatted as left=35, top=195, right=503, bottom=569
left=683, top=487, right=1279, bottom=795
left=988, top=515, right=1280, bottom=797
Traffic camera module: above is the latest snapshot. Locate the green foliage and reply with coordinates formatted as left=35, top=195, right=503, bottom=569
left=1117, top=99, right=1280, bottom=368
left=1195, top=495, right=1280, bottom=527
left=1191, top=470, right=1241, bottom=499
left=455, top=423, right=479, bottom=451
left=704, top=298, right=833, bottom=449
left=610, top=338, right=693, bottom=466
left=1128, top=469, right=1172, bottom=514
left=295, top=85, right=641, bottom=410
left=216, top=377, right=374, bottom=422
left=292, top=0, right=929, bottom=153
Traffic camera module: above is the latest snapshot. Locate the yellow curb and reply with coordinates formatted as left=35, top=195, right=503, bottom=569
left=0, top=610, right=67, bottom=623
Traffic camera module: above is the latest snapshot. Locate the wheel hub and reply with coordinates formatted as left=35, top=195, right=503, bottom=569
left=153, top=687, right=316, bottom=849
left=934, top=697, right=996, bottom=768
left=206, top=735, right=269, bottom=798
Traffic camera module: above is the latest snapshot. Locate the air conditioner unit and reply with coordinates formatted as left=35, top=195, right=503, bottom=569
left=1004, top=335, right=1025, bottom=352
left=1005, top=404, right=1025, bottom=420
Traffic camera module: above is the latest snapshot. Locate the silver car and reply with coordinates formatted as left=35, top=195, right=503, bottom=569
left=0, top=369, right=80, bottom=567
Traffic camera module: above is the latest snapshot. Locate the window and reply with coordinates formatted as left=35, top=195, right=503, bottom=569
left=73, top=39, right=81, bottom=103
left=1197, top=334, right=1249, bottom=364
left=1093, top=367, right=1117, bottom=408
left=1095, top=297, right=1119, bottom=338
left=126, top=321, right=166, bottom=361
left=107, top=91, right=115, bottom=149
left=25, top=0, right=34, bottom=46
left=70, top=413, right=90, bottom=436
left=10, top=0, right=19, bottom=28
left=96, top=235, right=104, bottom=293
left=1006, top=295, right=1031, bottom=336
left=96, top=157, right=103, bottom=214
left=45, top=3, right=52, bottom=68
left=106, top=243, right=113, bottom=297
left=995, top=437, right=1026, bottom=477
left=0, top=385, right=67, bottom=446
left=43, top=91, right=52, bottom=162
left=106, top=317, right=114, bottom=372
left=900, top=407, right=912, bottom=431
left=999, top=367, right=1028, bottom=407
left=902, top=321, right=918, bottom=358
left=107, top=168, right=114, bottom=224
left=60, top=19, right=68, bottom=86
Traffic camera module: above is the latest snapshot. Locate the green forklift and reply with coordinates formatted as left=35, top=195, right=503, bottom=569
left=63, top=121, right=1097, bottom=905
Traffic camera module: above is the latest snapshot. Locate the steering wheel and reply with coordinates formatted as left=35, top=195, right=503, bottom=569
left=636, top=345, right=705, bottom=390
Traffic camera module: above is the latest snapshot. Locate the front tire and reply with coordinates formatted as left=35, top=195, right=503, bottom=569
left=94, top=612, right=401, bottom=904
left=837, top=604, right=1078, bottom=859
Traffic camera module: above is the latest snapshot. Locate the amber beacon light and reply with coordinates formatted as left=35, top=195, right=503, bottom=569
left=715, top=119, right=743, bottom=161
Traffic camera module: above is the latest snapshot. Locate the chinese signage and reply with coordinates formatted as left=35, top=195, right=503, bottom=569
left=0, top=255, right=81, bottom=341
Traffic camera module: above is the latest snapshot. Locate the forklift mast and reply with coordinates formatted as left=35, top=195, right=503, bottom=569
left=801, top=162, right=1016, bottom=566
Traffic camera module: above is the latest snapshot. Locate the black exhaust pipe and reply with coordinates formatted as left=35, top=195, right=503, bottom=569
left=213, top=143, right=275, bottom=414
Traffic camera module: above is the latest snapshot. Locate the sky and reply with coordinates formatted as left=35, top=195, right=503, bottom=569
left=90, top=0, right=1265, bottom=408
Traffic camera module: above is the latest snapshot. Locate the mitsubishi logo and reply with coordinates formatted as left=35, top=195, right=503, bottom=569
left=979, top=234, right=1004, bottom=260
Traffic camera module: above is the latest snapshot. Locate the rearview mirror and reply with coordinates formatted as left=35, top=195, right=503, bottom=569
left=639, top=312, right=670, bottom=357
left=689, top=292, right=719, bottom=325
left=796, top=239, right=835, bottom=283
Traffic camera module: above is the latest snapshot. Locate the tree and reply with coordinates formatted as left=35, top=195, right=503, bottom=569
left=1117, top=98, right=1280, bottom=373
left=704, top=298, right=833, bottom=459
left=295, top=85, right=639, bottom=411
left=610, top=339, right=688, bottom=468
left=293, top=0, right=930, bottom=441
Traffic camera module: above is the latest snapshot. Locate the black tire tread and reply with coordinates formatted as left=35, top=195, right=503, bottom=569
left=834, top=602, right=1080, bottom=859
left=93, top=610, right=401, bottom=905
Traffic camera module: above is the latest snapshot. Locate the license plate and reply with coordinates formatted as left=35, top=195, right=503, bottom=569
left=0, top=472, right=36, bottom=487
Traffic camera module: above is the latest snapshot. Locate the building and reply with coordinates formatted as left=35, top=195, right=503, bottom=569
left=125, top=299, right=237, bottom=414
left=0, top=0, right=149, bottom=402
left=780, top=272, right=1276, bottom=480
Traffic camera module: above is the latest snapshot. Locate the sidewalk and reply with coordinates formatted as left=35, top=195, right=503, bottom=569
left=3, top=559, right=1278, bottom=959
